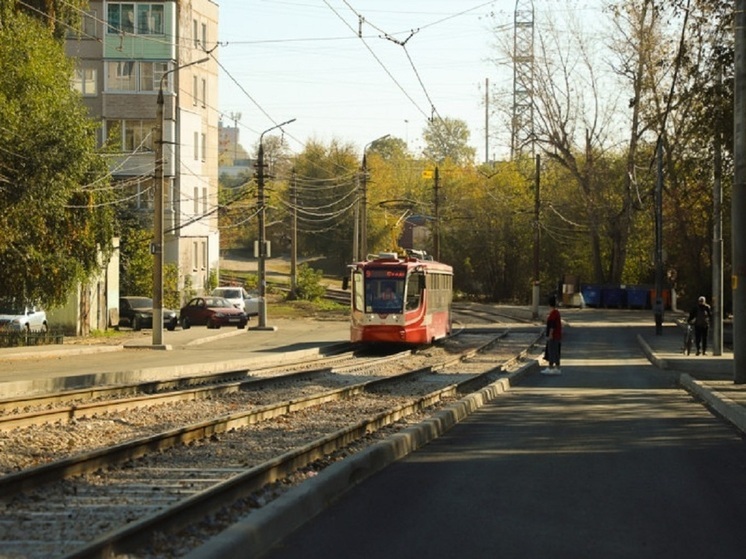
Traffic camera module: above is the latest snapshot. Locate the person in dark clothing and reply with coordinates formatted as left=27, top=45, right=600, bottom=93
left=688, top=296, right=712, bottom=355
left=541, top=295, right=562, bottom=375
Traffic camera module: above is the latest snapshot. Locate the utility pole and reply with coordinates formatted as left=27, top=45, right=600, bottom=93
left=734, top=0, right=746, bottom=383
left=485, top=77, right=490, bottom=165
left=531, top=153, right=540, bottom=319
left=361, top=152, right=369, bottom=260
left=654, top=141, right=664, bottom=328
left=152, top=57, right=208, bottom=348
left=229, top=111, right=241, bottom=164
left=360, top=134, right=390, bottom=260
left=290, top=168, right=298, bottom=299
left=353, top=171, right=360, bottom=262
left=252, top=119, right=295, bottom=332
left=713, top=65, right=724, bottom=356
left=434, top=166, right=440, bottom=261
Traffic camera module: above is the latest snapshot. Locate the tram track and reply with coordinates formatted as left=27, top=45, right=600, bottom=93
left=0, top=348, right=412, bottom=430
left=0, top=330, right=542, bottom=559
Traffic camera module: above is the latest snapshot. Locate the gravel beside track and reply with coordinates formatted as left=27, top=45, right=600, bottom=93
left=0, top=330, right=541, bottom=559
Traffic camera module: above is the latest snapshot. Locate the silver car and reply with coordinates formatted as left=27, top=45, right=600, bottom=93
left=211, top=287, right=259, bottom=316
left=0, top=301, right=48, bottom=332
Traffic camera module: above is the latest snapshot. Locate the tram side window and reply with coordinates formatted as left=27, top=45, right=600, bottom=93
left=406, top=272, right=424, bottom=310
left=352, top=271, right=364, bottom=311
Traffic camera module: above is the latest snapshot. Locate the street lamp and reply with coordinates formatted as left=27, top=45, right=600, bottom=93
left=152, top=56, right=208, bottom=348
left=360, top=134, right=390, bottom=260
left=253, top=119, right=296, bottom=331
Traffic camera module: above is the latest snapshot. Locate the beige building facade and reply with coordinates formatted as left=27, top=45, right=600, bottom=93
left=66, top=0, right=220, bottom=308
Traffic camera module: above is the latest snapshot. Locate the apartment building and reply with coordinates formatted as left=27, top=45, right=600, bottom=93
left=66, top=0, right=219, bottom=297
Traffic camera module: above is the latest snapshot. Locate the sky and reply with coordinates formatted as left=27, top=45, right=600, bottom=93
left=215, top=1, right=607, bottom=162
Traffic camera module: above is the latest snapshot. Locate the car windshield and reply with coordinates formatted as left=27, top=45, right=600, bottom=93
left=128, top=298, right=153, bottom=309
left=0, top=301, right=24, bottom=314
left=216, top=289, right=241, bottom=299
left=205, top=297, right=231, bottom=308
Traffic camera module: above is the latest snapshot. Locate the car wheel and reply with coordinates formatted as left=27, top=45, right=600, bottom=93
left=41, top=322, right=48, bottom=333
left=180, top=316, right=190, bottom=329
left=167, top=318, right=177, bottom=331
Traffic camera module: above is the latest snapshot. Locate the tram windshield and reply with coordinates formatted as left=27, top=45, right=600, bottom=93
left=365, top=275, right=405, bottom=313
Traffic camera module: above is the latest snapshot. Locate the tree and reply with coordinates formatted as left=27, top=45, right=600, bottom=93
left=288, top=140, right=359, bottom=271
left=422, top=117, right=476, bottom=165
left=0, top=11, right=115, bottom=307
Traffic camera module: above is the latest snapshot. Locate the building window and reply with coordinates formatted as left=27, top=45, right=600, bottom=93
left=136, top=4, right=164, bottom=35
left=106, top=120, right=156, bottom=152
left=106, top=60, right=136, bottom=91
left=108, top=3, right=164, bottom=35
left=83, top=10, right=98, bottom=37
left=193, top=19, right=199, bottom=47
left=201, top=133, right=206, bottom=162
left=72, top=67, right=98, bottom=96
left=106, top=61, right=171, bottom=92
left=202, top=187, right=208, bottom=213
left=193, top=242, right=199, bottom=271
left=201, top=22, right=207, bottom=50
left=193, top=187, right=199, bottom=214
left=107, top=3, right=134, bottom=34
left=201, top=78, right=207, bottom=108
left=139, top=61, right=169, bottom=91
left=193, top=75, right=198, bottom=105
left=194, top=132, right=199, bottom=160
left=134, top=177, right=154, bottom=209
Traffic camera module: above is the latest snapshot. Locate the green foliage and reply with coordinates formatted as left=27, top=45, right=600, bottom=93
left=205, top=268, right=218, bottom=293
left=182, top=274, right=197, bottom=306
left=293, top=264, right=326, bottom=301
left=422, top=117, right=476, bottom=165
left=120, top=226, right=152, bottom=296
left=163, top=263, right=180, bottom=310
left=288, top=140, right=359, bottom=271
left=0, top=11, right=115, bottom=308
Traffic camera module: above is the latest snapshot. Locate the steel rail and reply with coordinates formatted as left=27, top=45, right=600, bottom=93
left=63, top=333, right=542, bottom=559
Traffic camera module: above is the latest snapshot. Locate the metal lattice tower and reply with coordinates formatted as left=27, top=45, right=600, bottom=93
left=511, top=0, right=535, bottom=159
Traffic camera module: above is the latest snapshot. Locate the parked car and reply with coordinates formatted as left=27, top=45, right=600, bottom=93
left=119, top=296, right=178, bottom=331
left=0, top=300, right=48, bottom=332
left=179, top=296, right=249, bottom=329
left=211, top=286, right=260, bottom=316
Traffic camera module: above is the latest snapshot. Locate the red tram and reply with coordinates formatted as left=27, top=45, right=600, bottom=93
left=349, top=252, right=453, bottom=345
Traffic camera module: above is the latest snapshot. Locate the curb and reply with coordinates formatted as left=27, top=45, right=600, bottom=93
left=183, top=359, right=539, bottom=559
left=679, top=373, right=746, bottom=435
left=636, top=334, right=668, bottom=369
left=0, top=343, right=352, bottom=400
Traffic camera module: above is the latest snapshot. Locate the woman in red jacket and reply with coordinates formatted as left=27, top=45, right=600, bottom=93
left=541, top=295, right=562, bottom=375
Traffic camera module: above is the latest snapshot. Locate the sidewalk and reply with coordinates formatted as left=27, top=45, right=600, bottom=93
left=638, top=322, right=746, bottom=434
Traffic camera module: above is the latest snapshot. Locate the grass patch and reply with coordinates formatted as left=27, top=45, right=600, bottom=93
left=268, top=298, right=348, bottom=320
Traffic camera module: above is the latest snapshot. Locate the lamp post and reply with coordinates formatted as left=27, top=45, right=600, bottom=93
left=360, top=134, right=390, bottom=260
left=253, top=119, right=296, bottom=331
left=152, top=56, right=208, bottom=348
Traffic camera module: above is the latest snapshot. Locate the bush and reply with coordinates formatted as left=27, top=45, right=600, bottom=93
left=206, top=269, right=218, bottom=293
left=294, top=264, right=326, bottom=301
left=163, top=263, right=181, bottom=310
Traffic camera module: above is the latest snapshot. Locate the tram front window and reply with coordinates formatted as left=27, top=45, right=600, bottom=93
left=367, top=279, right=404, bottom=312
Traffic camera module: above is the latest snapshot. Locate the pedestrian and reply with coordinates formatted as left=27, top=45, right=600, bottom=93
left=688, top=296, right=712, bottom=355
left=653, top=297, right=664, bottom=335
left=541, top=295, right=562, bottom=375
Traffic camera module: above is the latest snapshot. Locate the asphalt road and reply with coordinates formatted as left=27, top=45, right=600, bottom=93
left=261, top=319, right=746, bottom=559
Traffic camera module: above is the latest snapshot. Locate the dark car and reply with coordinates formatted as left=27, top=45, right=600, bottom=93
left=119, top=296, right=178, bottom=331
left=179, top=296, right=248, bottom=329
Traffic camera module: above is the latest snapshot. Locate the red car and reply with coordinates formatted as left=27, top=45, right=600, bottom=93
left=179, top=296, right=248, bottom=329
